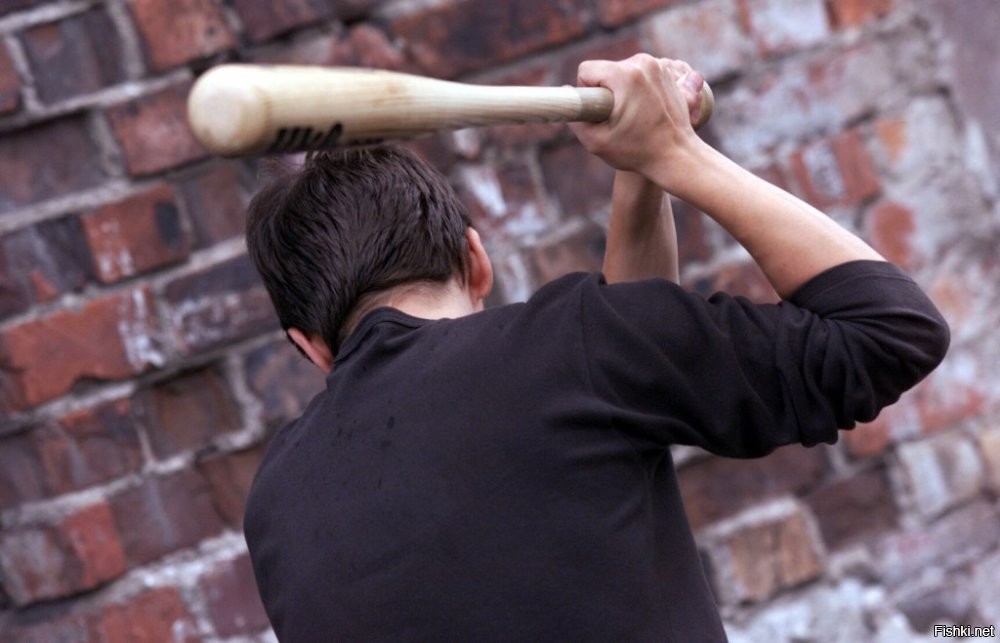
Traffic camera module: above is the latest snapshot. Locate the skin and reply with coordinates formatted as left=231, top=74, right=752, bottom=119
left=292, top=53, right=884, bottom=372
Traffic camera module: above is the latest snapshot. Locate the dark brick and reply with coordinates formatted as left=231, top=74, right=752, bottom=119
left=678, top=446, right=827, bottom=530
left=106, top=82, right=208, bottom=177
left=252, top=24, right=412, bottom=71
left=670, top=198, right=713, bottom=266
left=0, top=116, right=106, bottom=213
left=244, top=340, right=325, bottom=427
left=163, top=254, right=279, bottom=354
left=94, top=587, right=199, bottom=642
left=20, top=7, right=126, bottom=104
left=805, top=467, right=898, bottom=549
left=529, top=224, right=606, bottom=285
left=231, top=0, right=332, bottom=43
left=109, top=470, right=225, bottom=566
left=201, top=554, right=269, bottom=636
left=0, top=43, right=22, bottom=115
left=597, top=0, right=685, bottom=27
left=539, top=141, right=615, bottom=217
left=0, top=215, right=93, bottom=319
left=0, top=399, right=143, bottom=509
left=0, top=0, right=37, bottom=17
left=128, top=0, right=235, bottom=72
left=175, top=161, right=250, bottom=249
left=137, top=365, right=242, bottom=458
left=0, top=288, right=162, bottom=412
left=198, top=446, right=266, bottom=528
left=81, top=185, right=190, bottom=283
left=388, top=0, right=594, bottom=78
left=0, top=502, right=126, bottom=606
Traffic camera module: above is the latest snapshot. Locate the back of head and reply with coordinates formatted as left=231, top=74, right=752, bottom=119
left=246, top=146, right=472, bottom=354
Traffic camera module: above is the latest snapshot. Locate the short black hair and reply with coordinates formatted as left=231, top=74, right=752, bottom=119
left=246, top=146, right=472, bottom=354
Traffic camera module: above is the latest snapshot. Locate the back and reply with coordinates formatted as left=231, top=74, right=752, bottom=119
left=244, top=273, right=726, bottom=642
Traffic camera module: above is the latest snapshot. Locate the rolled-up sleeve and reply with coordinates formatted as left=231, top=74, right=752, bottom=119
left=579, top=261, right=950, bottom=458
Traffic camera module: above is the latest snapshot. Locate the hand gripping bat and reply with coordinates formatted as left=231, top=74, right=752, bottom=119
left=186, top=64, right=715, bottom=157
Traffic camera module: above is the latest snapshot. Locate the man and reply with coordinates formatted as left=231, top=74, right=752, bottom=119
left=242, top=55, right=949, bottom=641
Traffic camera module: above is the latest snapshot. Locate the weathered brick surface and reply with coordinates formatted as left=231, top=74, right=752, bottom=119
left=388, top=0, right=593, bottom=78
left=679, top=446, right=826, bottom=530
left=827, top=0, right=895, bottom=28
left=0, top=502, right=125, bottom=606
left=0, top=215, right=93, bottom=319
left=737, top=0, right=829, bottom=56
left=110, top=470, right=225, bottom=566
left=163, top=255, right=278, bottom=354
left=0, top=289, right=162, bottom=411
left=529, top=223, right=606, bottom=284
left=128, top=0, right=235, bottom=71
left=457, top=161, right=552, bottom=245
left=200, top=554, right=269, bottom=636
left=175, top=161, right=251, bottom=248
left=0, top=43, right=22, bottom=115
left=787, top=127, right=880, bottom=208
left=642, top=0, right=753, bottom=81
left=597, top=0, right=683, bottom=27
left=20, top=7, right=126, bottom=104
left=231, top=0, right=331, bottom=43
left=106, top=82, right=208, bottom=176
left=0, top=399, right=143, bottom=509
left=896, top=431, right=984, bottom=519
left=0, top=115, right=106, bottom=213
left=805, top=467, right=898, bottom=549
left=137, top=365, right=242, bottom=458
left=95, top=587, right=200, bottom=642
left=244, top=341, right=325, bottom=427
left=539, top=140, right=615, bottom=218
left=198, top=446, right=266, bottom=528
left=81, top=185, right=190, bottom=283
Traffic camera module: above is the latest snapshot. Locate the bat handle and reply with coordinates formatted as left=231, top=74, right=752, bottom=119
left=573, top=81, right=715, bottom=130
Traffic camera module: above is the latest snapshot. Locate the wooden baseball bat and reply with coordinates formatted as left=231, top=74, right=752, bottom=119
left=187, top=64, right=715, bottom=157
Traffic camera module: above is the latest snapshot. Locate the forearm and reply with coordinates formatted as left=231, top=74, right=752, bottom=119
left=650, top=140, right=884, bottom=298
left=603, top=171, right=679, bottom=284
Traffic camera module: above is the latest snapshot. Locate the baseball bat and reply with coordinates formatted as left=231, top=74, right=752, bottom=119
left=187, top=64, right=715, bottom=157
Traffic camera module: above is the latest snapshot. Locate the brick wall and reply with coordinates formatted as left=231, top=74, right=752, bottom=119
left=1, top=0, right=998, bottom=640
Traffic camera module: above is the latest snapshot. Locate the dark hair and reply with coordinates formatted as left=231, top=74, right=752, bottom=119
left=246, top=146, right=472, bottom=354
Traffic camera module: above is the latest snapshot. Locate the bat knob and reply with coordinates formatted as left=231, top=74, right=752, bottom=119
left=188, top=66, right=270, bottom=157
left=693, top=82, right=714, bottom=130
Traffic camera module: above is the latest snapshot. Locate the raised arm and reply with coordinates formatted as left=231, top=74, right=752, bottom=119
left=571, top=54, right=884, bottom=298
left=603, top=171, right=678, bottom=284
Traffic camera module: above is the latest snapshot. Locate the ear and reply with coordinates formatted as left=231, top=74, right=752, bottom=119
left=465, top=227, right=493, bottom=309
left=287, top=328, right=334, bottom=373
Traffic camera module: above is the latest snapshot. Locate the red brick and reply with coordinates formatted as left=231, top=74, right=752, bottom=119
left=176, top=161, right=250, bottom=248
left=138, top=365, right=242, bottom=458
left=0, top=288, right=161, bottom=412
left=788, top=128, right=880, bottom=208
left=0, top=215, right=93, bottom=319
left=641, top=0, right=753, bottom=80
left=738, top=0, right=830, bottom=56
left=0, top=399, right=143, bottom=508
left=388, top=0, right=593, bottom=78
left=0, top=502, right=125, bottom=606
left=20, top=7, right=126, bottom=104
left=826, top=0, right=894, bottom=28
left=81, top=185, right=189, bottom=283
left=0, top=115, right=106, bottom=213
left=456, top=161, right=551, bottom=246
left=128, top=0, right=235, bottom=72
left=163, top=255, right=278, bottom=354
left=0, top=0, right=36, bottom=17
left=539, top=140, right=615, bottom=218
left=94, top=587, right=199, bottom=642
left=198, top=446, right=266, bottom=527
left=201, top=554, right=269, bottom=636
left=897, top=432, right=983, bottom=519
left=110, top=470, right=225, bottom=565
left=231, top=0, right=331, bottom=43
left=529, top=224, right=606, bottom=285
left=0, top=612, right=92, bottom=643
left=597, top=0, right=684, bottom=27
left=678, top=446, right=826, bottom=531
left=106, top=82, right=208, bottom=176
left=843, top=416, right=893, bottom=459
left=866, top=200, right=916, bottom=270
left=244, top=341, right=325, bottom=427
left=805, top=467, right=898, bottom=549
left=0, top=43, right=22, bottom=115
left=704, top=500, right=824, bottom=604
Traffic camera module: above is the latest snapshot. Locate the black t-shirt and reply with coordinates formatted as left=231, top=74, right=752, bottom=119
left=244, top=260, right=948, bottom=642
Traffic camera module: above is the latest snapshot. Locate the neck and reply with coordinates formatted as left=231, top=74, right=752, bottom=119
left=387, top=278, right=480, bottom=320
